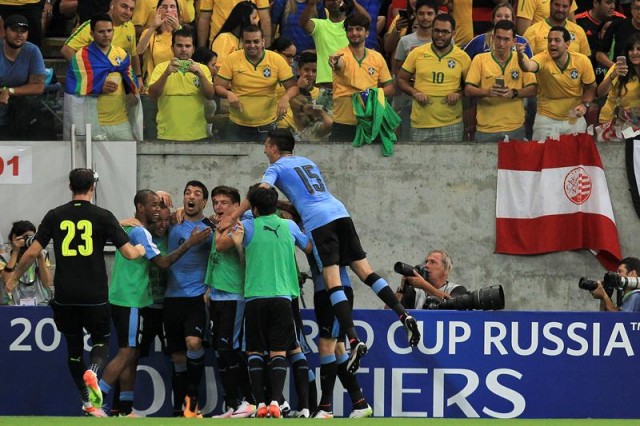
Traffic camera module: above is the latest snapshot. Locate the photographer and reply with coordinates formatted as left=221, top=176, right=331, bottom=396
left=590, top=257, right=640, bottom=312
left=1, top=220, right=52, bottom=305
left=396, top=250, right=467, bottom=310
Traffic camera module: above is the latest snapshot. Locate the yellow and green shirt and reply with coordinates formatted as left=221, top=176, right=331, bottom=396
left=332, top=46, right=393, bottom=125
left=517, top=0, right=577, bottom=25
left=149, top=61, right=212, bottom=140
left=531, top=50, right=595, bottom=120
left=465, top=51, right=537, bottom=133
left=132, top=0, right=195, bottom=27
left=199, top=0, right=269, bottom=47
left=211, top=32, right=241, bottom=67
left=217, top=49, right=294, bottom=127
left=402, top=42, right=471, bottom=128
left=140, top=29, right=173, bottom=85
left=523, top=19, right=590, bottom=56
left=599, top=67, right=640, bottom=123
left=65, top=19, right=137, bottom=57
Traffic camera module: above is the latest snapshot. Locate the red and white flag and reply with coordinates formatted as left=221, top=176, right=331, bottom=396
left=496, top=133, right=622, bottom=270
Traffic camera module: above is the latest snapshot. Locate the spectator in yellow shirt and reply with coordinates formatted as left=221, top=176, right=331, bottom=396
left=136, top=0, right=182, bottom=86
left=397, top=13, right=471, bottom=143
left=215, top=25, right=298, bottom=141
left=523, top=0, right=589, bottom=56
left=148, top=26, right=216, bottom=141
left=329, top=13, right=394, bottom=142
left=517, top=25, right=596, bottom=140
left=596, top=34, right=640, bottom=140
left=61, top=0, right=143, bottom=88
left=465, top=19, right=537, bottom=142
left=211, top=1, right=259, bottom=67
left=198, top=0, right=271, bottom=49
left=516, top=0, right=577, bottom=36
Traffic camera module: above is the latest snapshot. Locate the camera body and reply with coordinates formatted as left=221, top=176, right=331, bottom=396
left=394, top=261, right=429, bottom=281
left=578, top=272, right=640, bottom=298
left=394, top=261, right=505, bottom=311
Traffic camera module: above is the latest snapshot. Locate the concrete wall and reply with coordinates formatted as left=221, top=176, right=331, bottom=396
left=137, top=141, right=639, bottom=312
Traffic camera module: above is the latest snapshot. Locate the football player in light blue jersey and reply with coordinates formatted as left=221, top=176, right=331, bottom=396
left=308, top=253, right=373, bottom=418
left=221, top=129, right=421, bottom=375
left=164, top=180, right=214, bottom=418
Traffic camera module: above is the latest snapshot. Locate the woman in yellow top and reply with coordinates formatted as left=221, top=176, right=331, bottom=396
left=137, top=0, right=182, bottom=87
left=597, top=33, right=640, bottom=139
left=211, top=1, right=259, bottom=67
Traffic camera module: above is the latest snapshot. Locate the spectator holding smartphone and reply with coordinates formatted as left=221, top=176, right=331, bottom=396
left=465, top=20, right=537, bottom=142
left=148, top=26, right=216, bottom=141
left=597, top=34, right=640, bottom=140
left=383, top=0, right=416, bottom=55
left=136, top=0, right=182, bottom=87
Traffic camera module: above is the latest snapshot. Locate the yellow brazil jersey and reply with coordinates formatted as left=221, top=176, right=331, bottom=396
left=217, top=49, right=294, bottom=127
left=517, top=0, right=577, bottom=25
left=599, top=67, right=640, bottom=123
left=132, top=0, right=195, bottom=27
left=523, top=19, right=590, bottom=56
left=65, top=20, right=137, bottom=57
left=402, top=43, right=471, bottom=128
left=212, top=32, right=241, bottom=67
left=331, top=47, right=393, bottom=125
left=465, top=51, right=537, bottom=133
left=140, top=29, right=173, bottom=85
left=200, top=0, right=269, bottom=47
left=386, top=15, right=408, bottom=38
left=451, top=0, right=472, bottom=48
left=96, top=46, right=130, bottom=126
left=149, top=61, right=213, bottom=140
left=531, top=50, right=595, bottom=120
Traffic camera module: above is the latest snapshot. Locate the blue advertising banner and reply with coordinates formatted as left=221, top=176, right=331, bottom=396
left=1, top=307, right=639, bottom=418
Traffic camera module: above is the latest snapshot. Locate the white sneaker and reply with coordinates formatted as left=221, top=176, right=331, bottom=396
left=295, top=408, right=310, bottom=418
left=349, top=404, right=373, bottom=418
left=212, top=407, right=235, bottom=418
left=231, top=400, right=257, bottom=418
left=314, top=409, right=334, bottom=419
left=279, top=400, right=291, bottom=417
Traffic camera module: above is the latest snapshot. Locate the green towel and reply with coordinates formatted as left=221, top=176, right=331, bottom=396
left=352, top=87, right=401, bottom=157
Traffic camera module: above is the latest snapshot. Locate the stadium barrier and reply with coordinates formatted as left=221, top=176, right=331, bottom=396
left=1, top=307, right=639, bottom=418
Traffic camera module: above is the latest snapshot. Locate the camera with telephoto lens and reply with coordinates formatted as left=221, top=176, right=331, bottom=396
left=423, top=285, right=505, bottom=311
left=579, top=272, right=640, bottom=297
left=394, top=261, right=429, bottom=281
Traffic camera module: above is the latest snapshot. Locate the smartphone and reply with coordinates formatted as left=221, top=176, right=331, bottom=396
left=398, top=9, right=409, bottom=20
left=617, top=56, right=627, bottom=66
left=495, top=76, right=505, bottom=88
left=178, top=59, right=191, bottom=74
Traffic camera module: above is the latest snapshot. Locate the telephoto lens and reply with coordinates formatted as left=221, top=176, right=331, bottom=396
left=578, top=277, right=598, bottom=291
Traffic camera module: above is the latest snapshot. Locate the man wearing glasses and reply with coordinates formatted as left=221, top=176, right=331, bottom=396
left=215, top=25, right=298, bottom=142
left=397, top=13, right=471, bottom=143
